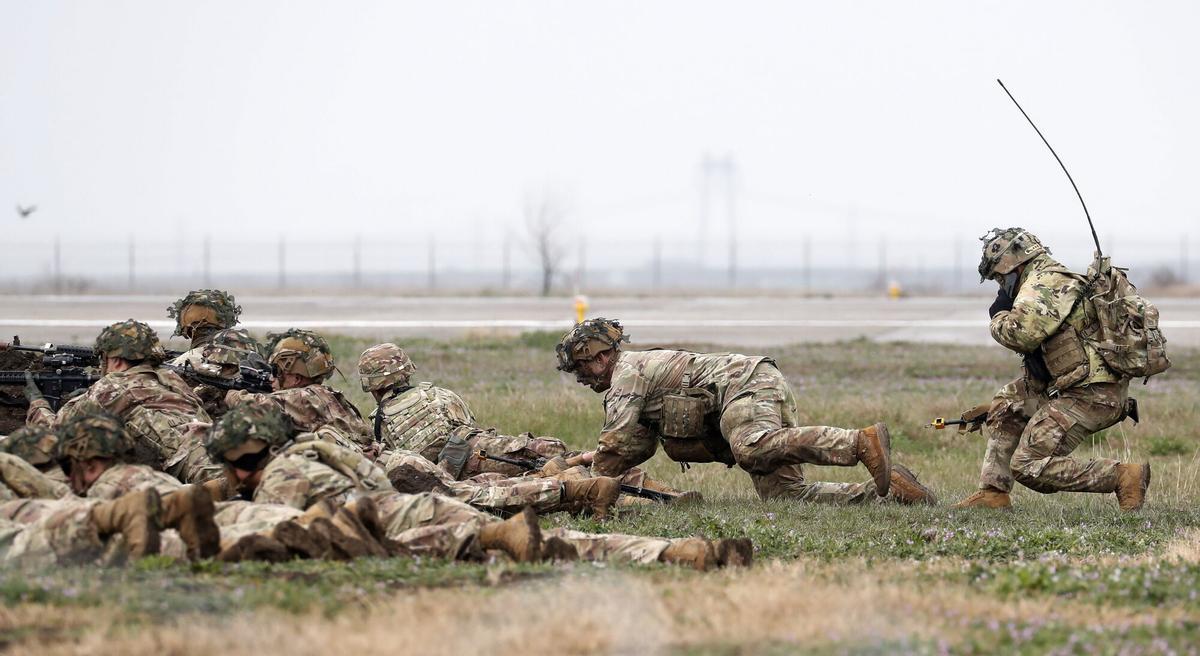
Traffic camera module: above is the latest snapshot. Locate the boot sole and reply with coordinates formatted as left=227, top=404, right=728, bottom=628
left=891, top=464, right=937, bottom=506
left=180, top=486, right=221, bottom=560
left=871, top=423, right=892, bottom=497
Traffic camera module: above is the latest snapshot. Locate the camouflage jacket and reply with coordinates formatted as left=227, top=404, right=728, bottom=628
left=599, top=349, right=768, bottom=448
left=252, top=437, right=391, bottom=510
left=990, top=253, right=1119, bottom=387
left=227, top=385, right=372, bottom=449
left=85, top=463, right=183, bottom=500
left=27, top=364, right=212, bottom=467
left=370, top=383, right=474, bottom=455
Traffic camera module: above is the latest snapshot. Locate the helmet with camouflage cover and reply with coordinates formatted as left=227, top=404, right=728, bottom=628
left=205, top=398, right=292, bottom=462
left=167, top=289, right=241, bottom=338
left=266, top=329, right=335, bottom=382
left=56, top=411, right=131, bottom=462
left=200, top=328, right=269, bottom=375
left=0, top=425, right=59, bottom=467
left=978, top=227, right=1049, bottom=281
left=357, top=343, right=417, bottom=392
left=556, top=318, right=628, bottom=372
left=94, top=319, right=167, bottom=363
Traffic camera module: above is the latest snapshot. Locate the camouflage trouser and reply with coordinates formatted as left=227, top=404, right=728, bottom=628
left=213, top=500, right=304, bottom=548
left=978, top=378, right=1127, bottom=494
left=383, top=451, right=563, bottom=516
left=448, top=429, right=568, bottom=479
left=0, top=498, right=102, bottom=566
left=0, top=453, right=71, bottom=500
left=369, top=491, right=498, bottom=560
left=720, top=363, right=875, bottom=504
left=544, top=527, right=674, bottom=564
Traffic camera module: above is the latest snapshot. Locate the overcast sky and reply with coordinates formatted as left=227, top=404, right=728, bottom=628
left=1, top=1, right=1197, bottom=273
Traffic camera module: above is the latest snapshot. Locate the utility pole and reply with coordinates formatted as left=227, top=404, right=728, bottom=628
left=127, top=236, right=135, bottom=291
left=277, top=235, right=286, bottom=290
left=353, top=235, right=363, bottom=288
left=724, top=154, right=737, bottom=288
left=698, top=153, right=711, bottom=267
left=1181, top=234, right=1189, bottom=284
left=428, top=234, right=437, bottom=290
left=802, top=234, right=812, bottom=294
left=651, top=236, right=662, bottom=289
left=953, top=236, right=963, bottom=293
left=202, top=235, right=212, bottom=286
left=877, top=238, right=887, bottom=290
left=501, top=233, right=511, bottom=290
left=53, top=235, right=62, bottom=295
left=576, top=234, right=587, bottom=290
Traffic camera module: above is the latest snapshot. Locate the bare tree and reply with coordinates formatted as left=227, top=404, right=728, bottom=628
left=523, top=192, right=568, bottom=296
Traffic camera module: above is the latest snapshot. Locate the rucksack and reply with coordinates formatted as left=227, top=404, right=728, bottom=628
left=1080, top=255, right=1171, bottom=380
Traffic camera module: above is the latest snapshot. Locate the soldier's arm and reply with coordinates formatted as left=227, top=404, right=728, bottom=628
left=989, top=273, right=1079, bottom=353
left=444, top=389, right=475, bottom=426
left=591, top=378, right=656, bottom=476
left=252, top=459, right=314, bottom=510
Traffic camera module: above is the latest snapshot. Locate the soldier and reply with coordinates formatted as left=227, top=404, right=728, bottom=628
left=955, top=228, right=1149, bottom=510
left=357, top=343, right=693, bottom=502
left=556, top=319, right=937, bottom=505
left=24, top=320, right=221, bottom=484
left=0, top=487, right=163, bottom=566
left=0, top=425, right=70, bottom=499
left=226, top=329, right=371, bottom=450
left=185, top=328, right=271, bottom=419
left=167, top=289, right=242, bottom=367
left=207, top=402, right=750, bottom=570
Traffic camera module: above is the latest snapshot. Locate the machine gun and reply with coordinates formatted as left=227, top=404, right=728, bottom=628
left=0, top=336, right=183, bottom=367
left=0, top=369, right=102, bottom=410
left=162, top=362, right=274, bottom=393
left=476, top=449, right=686, bottom=504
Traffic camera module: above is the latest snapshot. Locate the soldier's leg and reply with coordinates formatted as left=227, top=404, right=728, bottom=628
left=976, top=378, right=1042, bottom=493
left=749, top=464, right=876, bottom=504
left=386, top=449, right=567, bottom=515
left=370, top=491, right=496, bottom=558
left=543, top=526, right=672, bottom=564
left=0, top=501, right=103, bottom=566
left=1011, top=384, right=1126, bottom=494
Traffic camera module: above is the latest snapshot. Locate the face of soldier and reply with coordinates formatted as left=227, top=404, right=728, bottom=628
left=222, top=439, right=272, bottom=495
left=100, top=356, right=132, bottom=376
left=575, top=350, right=616, bottom=392
left=67, top=457, right=112, bottom=495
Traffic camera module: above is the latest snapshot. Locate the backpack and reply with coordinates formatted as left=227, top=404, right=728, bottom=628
left=1080, top=255, right=1171, bottom=380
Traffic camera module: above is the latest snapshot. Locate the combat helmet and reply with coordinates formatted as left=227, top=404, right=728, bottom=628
left=56, top=411, right=132, bottom=463
left=556, top=318, right=628, bottom=372
left=205, top=399, right=292, bottom=465
left=94, top=319, right=167, bottom=363
left=200, top=328, right=269, bottom=375
left=168, top=289, right=241, bottom=339
left=978, top=228, right=1049, bottom=281
left=0, top=425, right=59, bottom=467
left=357, top=343, right=417, bottom=392
left=265, top=329, right=335, bottom=382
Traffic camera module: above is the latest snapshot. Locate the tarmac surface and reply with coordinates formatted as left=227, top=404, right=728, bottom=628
left=2, top=294, right=1199, bottom=350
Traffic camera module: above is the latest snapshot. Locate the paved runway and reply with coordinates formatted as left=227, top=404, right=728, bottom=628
left=2, top=294, right=1199, bottom=349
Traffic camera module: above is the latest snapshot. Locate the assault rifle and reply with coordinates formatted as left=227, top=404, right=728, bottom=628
left=927, top=399, right=1139, bottom=432
left=0, top=369, right=102, bottom=410
left=163, top=362, right=274, bottom=393
left=0, top=336, right=183, bottom=367
left=476, top=449, right=684, bottom=504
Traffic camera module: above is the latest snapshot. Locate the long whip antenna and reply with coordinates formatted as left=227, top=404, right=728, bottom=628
left=996, top=78, right=1102, bottom=256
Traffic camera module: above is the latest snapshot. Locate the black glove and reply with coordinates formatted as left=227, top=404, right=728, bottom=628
left=23, top=371, right=43, bottom=403
left=1023, top=353, right=1053, bottom=383
left=988, top=287, right=1014, bottom=318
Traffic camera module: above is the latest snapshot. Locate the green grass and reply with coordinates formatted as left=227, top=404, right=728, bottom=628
left=5, top=333, right=1200, bottom=653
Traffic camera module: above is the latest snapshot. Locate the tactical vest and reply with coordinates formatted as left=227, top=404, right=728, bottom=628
left=279, top=439, right=390, bottom=493
left=377, top=383, right=459, bottom=454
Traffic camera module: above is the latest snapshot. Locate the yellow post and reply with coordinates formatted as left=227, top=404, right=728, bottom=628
left=573, top=295, right=589, bottom=323
left=888, top=281, right=902, bottom=300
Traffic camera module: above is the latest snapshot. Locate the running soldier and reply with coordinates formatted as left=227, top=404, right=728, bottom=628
left=556, top=319, right=936, bottom=505
left=24, top=320, right=220, bottom=484
left=955, top=228, right=1149, bottom=510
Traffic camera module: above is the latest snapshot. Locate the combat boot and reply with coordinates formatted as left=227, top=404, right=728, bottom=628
left=542, top=536, right=579, bottom=561
left=659, top=538, right=718, bottom=571
left=160, top=485, right=221, bottom=560
left=342, top=496, right=387, bottom=544
left=1115, top=463, right=1151, bottom=511
left=713, top=538, right=754, bottom=568
left=217, top=534, right=290, bottom=562
left=90, top=488, right=163, bottom=560
left=271, top=519, right=329, bottom=559
left=889, top=464, right=937, bottom=506
left=330, top=504, right=390, bottom=559
left=478, top=506, right=542, bottom=562
left=562, top=477, right=621, bottom=519
left=306, top=516, right=368, bottom=561
left=953, top=488, right=1012, bottom=509
left=295, top=500, right=336, bottom=526
left=855, top=423, right=891, bottom=497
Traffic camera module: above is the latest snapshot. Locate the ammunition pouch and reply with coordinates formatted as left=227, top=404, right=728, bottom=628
left=436, top=426, right=473, bottom=479
left=660, top=366, right=717, bottom=439
left=1041, top=327, right=1089, bottom=393
left=661, top=436, right=736, bottom=466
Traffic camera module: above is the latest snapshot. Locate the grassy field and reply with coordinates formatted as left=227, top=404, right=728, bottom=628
left=3, top=332, right=1200, bottom=654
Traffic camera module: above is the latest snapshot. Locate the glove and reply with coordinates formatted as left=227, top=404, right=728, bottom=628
left=23, top=371, right=43, bottom=403
left=988, top=287, right=1014, bottom=318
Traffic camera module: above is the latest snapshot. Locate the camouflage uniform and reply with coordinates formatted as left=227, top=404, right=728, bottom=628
left=0, top=426, right=70, bottom=498
left=974, top=230, right=1129, bottom=495
left=0, top=454, right=70, bottom=500
left=589, top=349, right=876, bottom=503
left=0, top=498, right=110, bottom=566
left=184, top=328, right=269, bottom=420
left=84, top=463, right=183, bottom=500
left=381, top=448, right=565, bottom=515
left=26, top=321, right=220, bottom=484
left=226, top=386, right=371, bottom=450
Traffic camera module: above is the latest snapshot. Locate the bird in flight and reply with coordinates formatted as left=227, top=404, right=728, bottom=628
left=15, top=205, right=37, bottom=218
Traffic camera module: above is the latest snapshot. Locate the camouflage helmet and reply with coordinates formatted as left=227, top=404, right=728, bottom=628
left=205, top=398, right=292, bottom=461
left=0, top=425, right=59, bottom=466
left=94, top=319, right=167, bottom=363
left=978, top=228, right=1049, bottom=281
left=200, top=328, right=267, bottom=372
left=167, top=289, right=241, bottom=338
left=357, top=343, right=417, bottom=392
left=56, top=411, right=131, bottom=462
left=266, top=329, right=335, bottom=381
left=555, top=318, right=628, bottom=372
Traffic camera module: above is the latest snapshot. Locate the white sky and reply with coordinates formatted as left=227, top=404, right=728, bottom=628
left=1, top=1, right=1197, bottom=273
